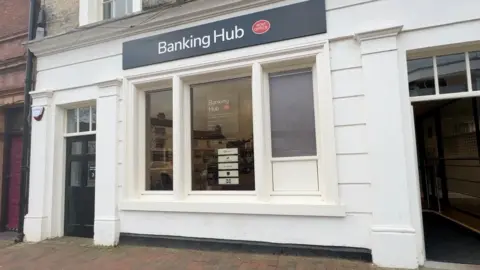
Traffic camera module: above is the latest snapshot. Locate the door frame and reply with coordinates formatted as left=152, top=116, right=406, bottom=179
left=409, top=93, right=480, bottom=265
left=0, top=106, right=24, bottom=232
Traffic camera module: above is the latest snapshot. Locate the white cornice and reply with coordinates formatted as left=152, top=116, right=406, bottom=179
left=30, top=91, right=53, bottom=99
left=27, top=0, right=290, bottom=57
left=98, top=78, right=123, bottom=89
left=354, top=25, right=403, bottom=42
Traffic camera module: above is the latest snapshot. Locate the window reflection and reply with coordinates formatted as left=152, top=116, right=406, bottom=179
left=146, top=90, right=173, bottom=191
left=437, top=53, right=468, bottom=94
left=79, top=107, right=90, bottom=132
left=191, top=77, right=254, bottom=191
left=469, top=51, right=480, bottom=91
left=67, top=109, right=77, bottom=133
left=407, top=57, right=435, bottom=97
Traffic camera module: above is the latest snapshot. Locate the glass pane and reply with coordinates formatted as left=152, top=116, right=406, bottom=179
left=441, top=99, right=477, bottom=159
left=269, top=70, right=316, bottom=157
left=70, top=161, right=82, bottom=187
left=91, top=106, right=97, bottom=131
left=67, top=109, right=77, bottom=133
left=407, top=57, right=435, bottom=97
left=71, top=141, right=83, bottom=155
left=88, top=140, right=95, bottom=155
left=78, top=107, right=90, bottom=132
left=146, top=90, right=173, bottom=191
left=87, top=160, right=95, bottom=187
left=114, top=0, right=126, bottom=18
left=191, top=77, right=255, bottom=191
left=437, top=53, right=468, bottom=94
left=103, top=1, right=113, bottom=19
left=10, top=109, right=24, bottom=132
left=469, top=51, right=480, bottom=91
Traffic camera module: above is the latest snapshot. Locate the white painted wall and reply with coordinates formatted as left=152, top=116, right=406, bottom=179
left=25, top=0, right=480, bottom=269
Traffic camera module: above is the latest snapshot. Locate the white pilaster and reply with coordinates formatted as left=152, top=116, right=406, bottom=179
left=132, top=0, right=142, bottom=13
left=355, top=26, right=418, bottom=269
left=24, top=91, right=54, bottom=242
left=94, top=79, right=122, bottom=246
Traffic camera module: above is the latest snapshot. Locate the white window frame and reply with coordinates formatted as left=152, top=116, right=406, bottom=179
left=64, top=105, right=97, bottom=137
left=122, top=39, right=344, bottom=217
left=79, top=0, right=141, bottom=26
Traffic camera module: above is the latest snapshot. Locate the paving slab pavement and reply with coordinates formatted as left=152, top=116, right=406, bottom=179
left=0, top=237, right=439, bottom=270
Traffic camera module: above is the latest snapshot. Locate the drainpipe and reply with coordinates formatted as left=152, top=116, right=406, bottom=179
left=15, top=0, right=38, bottom=243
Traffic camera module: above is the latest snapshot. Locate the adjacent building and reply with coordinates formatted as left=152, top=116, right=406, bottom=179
left=22, top=0, right=480, bottom=269
left=0, top=0, right=31, bottom=232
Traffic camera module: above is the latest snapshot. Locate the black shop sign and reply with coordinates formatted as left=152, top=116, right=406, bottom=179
left=122, top=0, right=326, bottom=70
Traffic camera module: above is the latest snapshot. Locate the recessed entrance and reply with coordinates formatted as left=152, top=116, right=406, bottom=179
left=413, top=97, right=480, bottom=265
left=64, top=135, right=96, bottom=238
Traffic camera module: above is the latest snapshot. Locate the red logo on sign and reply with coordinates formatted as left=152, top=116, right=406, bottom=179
left=252, top=20, right=271, bottom=35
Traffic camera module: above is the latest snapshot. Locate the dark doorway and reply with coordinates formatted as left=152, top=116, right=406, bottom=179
left=414, top=98, right=480, bottom=265
left=64, top=135, right=95, bottom=238
left=1, top=107, right=24, bottom=232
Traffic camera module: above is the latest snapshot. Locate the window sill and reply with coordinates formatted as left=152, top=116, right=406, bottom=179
left=119, top=200, right=346, bottom=217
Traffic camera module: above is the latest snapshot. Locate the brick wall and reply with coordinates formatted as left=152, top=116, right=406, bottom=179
left=0, top=0, right=29, bottom=97
left=44, top=0, right=79, bottom=36
left=0, top=0, right=30, bottom=38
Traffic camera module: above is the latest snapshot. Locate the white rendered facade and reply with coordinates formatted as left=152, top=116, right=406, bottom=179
left=24, top=0, right=480, bottom=268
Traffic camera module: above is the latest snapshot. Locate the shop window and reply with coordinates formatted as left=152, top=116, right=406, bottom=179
left=190, top=77, right=255, bottom=191
left=146, top=90, right=173, bottom=191
left=408, top=58, right=435, bottom=97
left=102, top=0, right=133, bottom=20
left=469, top=51, right=480, bottom=91
left=269, top=69, right=316, bottom=157
left=127, top=44, right=338, bottom=204
left=66, top=106, right=96, bottom=134
left=436, top=53, right=468, bottom=94
left=267, top=68, right=320, bottom=192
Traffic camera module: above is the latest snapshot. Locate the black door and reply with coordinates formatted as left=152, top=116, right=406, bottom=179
left=64, top=135, right=95, bottom=238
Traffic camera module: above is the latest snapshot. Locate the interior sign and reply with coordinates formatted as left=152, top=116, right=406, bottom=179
left=123, top=0, right=326, bottom=70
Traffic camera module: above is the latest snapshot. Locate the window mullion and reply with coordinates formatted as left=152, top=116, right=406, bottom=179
left=76, top=108, right=79, bottom=132
left=252, top=62, right=268, bottom=201
left=466, top=52, right=473, bottom=92
left=183, top=83, right=192, bottom=195
left=172, top=75, right=185, bottom=200
left=433, top=56, right=440, bottom=95
left=89, top=106, right=93, bottom=131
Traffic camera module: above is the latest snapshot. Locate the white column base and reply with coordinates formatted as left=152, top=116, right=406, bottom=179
left=371, top=226, right=418, bottom=269
left=24, top=215, right=49, bottom=242
left=94, top=218, right=120, bottom=246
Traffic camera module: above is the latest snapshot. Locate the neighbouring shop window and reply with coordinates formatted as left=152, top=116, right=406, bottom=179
left=436, top=53, right=468, bottom=94
left=406, top=51, right=480, bottom=97
left=469, top=51, right=480, bottom=91
left=191, top=77, right=255, bottom=191
left=66, top=106, right=96, bottom=134
left=269, top=69, right=317, bottom=157
left=102, top=0, right=132, bottom=20
left=407, top=57, right=435, bottom=97
left=146, top=90, right=173, bottom=191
